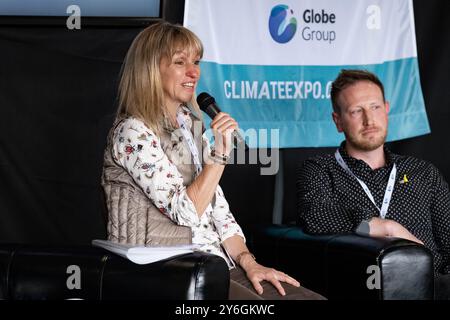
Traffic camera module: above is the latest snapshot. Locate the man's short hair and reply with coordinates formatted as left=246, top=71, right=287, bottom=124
left=330, top=69, right=385, bottom=113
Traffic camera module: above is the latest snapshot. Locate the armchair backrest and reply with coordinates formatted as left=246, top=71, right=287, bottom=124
left=220, top=148, right=277, bottom=234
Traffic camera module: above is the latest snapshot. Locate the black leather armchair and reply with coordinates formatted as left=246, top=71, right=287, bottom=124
left=250, top=225, right=434, bottom=300
left=0, top=244, right=229, bottom=300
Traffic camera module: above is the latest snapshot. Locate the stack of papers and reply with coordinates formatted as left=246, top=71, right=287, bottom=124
left=92, top=239, right=200, bottom=265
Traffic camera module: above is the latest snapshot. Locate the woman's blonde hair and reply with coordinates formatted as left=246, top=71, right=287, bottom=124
left=117, top=21, right=204, bottom=133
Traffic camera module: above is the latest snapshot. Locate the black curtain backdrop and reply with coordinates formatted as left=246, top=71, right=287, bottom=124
left=0, top=1, right=449, bottom=244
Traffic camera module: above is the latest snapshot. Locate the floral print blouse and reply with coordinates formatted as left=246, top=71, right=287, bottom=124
left=111, top=106, right=245, bottom=268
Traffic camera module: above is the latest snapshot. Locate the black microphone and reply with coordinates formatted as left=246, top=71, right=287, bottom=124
left=197, top=92, right=248, bottom=150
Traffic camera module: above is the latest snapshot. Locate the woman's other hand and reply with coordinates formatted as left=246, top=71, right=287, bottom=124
left=240, top=254, right=301, bottom=296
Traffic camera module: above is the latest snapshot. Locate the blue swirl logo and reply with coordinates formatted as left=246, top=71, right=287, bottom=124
left=269, top=5, right=297, bottom=44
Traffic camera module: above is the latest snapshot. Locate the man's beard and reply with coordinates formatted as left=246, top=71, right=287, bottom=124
left=345, top=128, right=387, bottom=151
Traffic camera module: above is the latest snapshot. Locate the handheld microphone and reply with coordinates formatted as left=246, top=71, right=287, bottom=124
left=197, top=92, right=248, bottom=150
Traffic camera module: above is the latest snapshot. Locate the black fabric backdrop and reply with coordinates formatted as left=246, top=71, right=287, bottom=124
left=0, top=1, right=449, bottom=244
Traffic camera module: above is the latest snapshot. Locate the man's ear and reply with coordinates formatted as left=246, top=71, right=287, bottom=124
left=385, top=101, right=390, bottom=113
left=332, top=112, right=343, bottom=132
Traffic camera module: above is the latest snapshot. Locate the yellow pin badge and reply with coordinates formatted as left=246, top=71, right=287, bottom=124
left=399, top=174, right=409, bottom=184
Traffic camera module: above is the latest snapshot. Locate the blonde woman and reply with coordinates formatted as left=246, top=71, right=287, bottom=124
left=101, top=21, right=324, bottom=300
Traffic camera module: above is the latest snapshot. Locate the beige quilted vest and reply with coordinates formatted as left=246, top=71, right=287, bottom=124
left=101, top=112, right=204, bottom=246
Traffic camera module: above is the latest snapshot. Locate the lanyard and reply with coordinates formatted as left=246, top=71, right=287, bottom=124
left=176, top=109, right=202, bottom=175
left=335, top=149, right=396, bottom=219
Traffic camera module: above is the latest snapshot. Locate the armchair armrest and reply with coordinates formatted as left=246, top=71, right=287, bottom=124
left=250, top=225, right=434, bottom=300
left=0, top=244, right=229, bottom=300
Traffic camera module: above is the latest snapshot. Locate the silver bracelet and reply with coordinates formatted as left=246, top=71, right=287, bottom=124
left=210, top=148, right=229, bottom=165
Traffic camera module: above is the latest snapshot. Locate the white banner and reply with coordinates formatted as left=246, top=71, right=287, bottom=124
left=184, top=0, right=429, bottom=147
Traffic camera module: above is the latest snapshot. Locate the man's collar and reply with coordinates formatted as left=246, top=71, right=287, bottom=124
left=338, top=141, right=400, bottom=170
left=384, top=147, right=399, bottom=166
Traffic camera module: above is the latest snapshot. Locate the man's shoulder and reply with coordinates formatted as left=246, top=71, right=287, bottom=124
left=396, top=153, right=436, bottom=170
left=299, top=153, right=337, bottom=173
left=393, top=153, right=446, bottom=181
left=304, top=153, right=336, bottom=164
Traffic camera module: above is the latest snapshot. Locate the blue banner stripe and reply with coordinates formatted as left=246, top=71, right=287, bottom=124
left=197, top=57, right=429, bottom=148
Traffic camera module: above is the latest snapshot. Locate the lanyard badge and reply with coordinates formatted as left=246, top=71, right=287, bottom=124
left=335, top=150, right=396, bottom=219
left=176, top=109, right=202, bottom=175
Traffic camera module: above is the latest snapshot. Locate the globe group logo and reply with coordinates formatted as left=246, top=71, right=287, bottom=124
left=269, top=5, right=297, bottom=44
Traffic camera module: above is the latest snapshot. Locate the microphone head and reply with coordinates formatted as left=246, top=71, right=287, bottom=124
left=196, top=92, right=215, bottom=112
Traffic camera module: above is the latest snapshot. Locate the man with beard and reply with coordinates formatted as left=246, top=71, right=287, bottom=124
left=297, top=69, right=450, bottom=299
